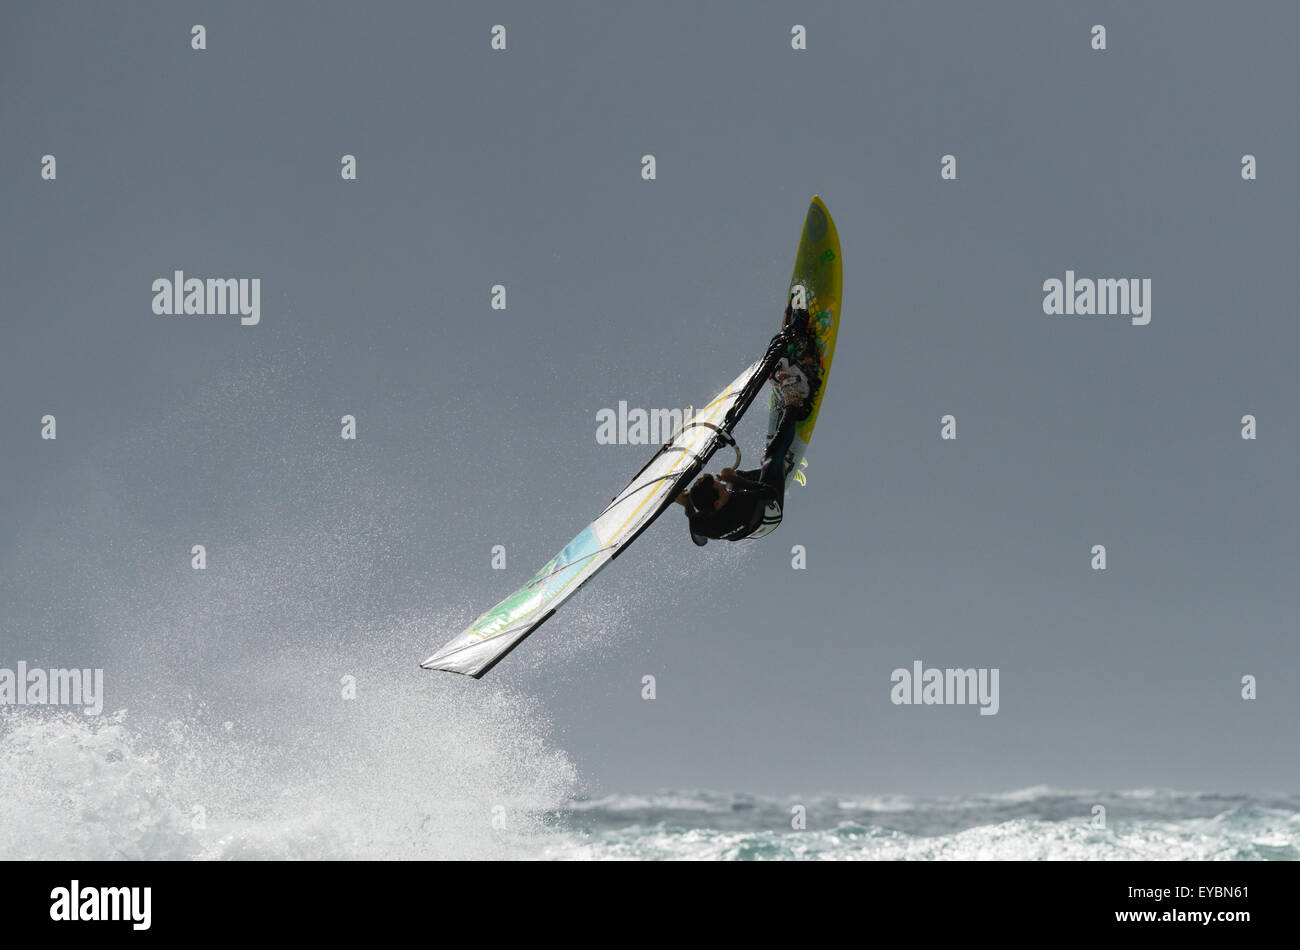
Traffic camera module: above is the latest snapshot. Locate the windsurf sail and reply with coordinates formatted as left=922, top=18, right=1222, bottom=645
left=421, top=350, right=780, bottom=677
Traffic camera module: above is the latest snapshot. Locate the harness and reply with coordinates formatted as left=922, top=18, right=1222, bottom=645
left=746, top=500, right=783, bottom=539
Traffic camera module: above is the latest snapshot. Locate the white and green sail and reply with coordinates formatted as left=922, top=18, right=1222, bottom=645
left=421, top=357, right=771, bottom=678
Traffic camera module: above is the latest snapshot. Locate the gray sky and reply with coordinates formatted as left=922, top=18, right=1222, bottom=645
left=2, top=1, right=1297, bottom=798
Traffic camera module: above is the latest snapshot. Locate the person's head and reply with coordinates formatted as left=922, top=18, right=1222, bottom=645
left=690, top=474, right=729, bottom=511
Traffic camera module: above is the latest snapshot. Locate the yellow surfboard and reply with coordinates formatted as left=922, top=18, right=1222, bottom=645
left=768, top=195, right=842, bottom=486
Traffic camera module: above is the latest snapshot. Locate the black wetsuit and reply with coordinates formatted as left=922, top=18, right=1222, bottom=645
left=681, top=313, right=820, bottom=545
left=681, top=405, right=800, bottom=545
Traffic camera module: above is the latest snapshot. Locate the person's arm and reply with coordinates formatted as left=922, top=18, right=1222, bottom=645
left=762, top=328, right=792, bottom=367
left=719, top=466, right=755, bottom=488
left=720, top=467, right=777, bottom=501
left=676, top=492, right=708, bottom=545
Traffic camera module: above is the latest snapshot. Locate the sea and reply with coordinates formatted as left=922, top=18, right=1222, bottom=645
left=2, top=697, right=1294, bottom=861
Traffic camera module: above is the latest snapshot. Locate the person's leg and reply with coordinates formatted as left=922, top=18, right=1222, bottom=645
left=757, top=406, right=799, bottom=505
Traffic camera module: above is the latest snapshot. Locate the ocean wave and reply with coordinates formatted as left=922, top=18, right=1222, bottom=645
left=5, top=710, right=1295, bottom=861
left=546, top=788, right=1300, bottom=860
left=0, top=643, right=578, bottom=861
